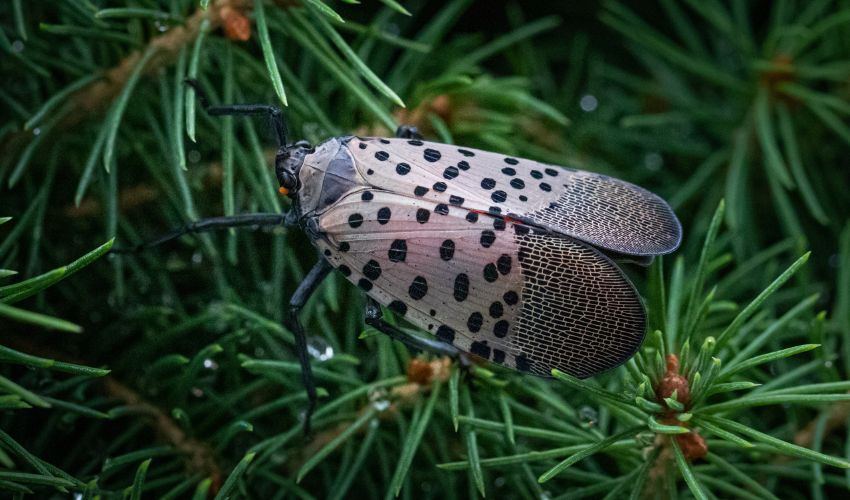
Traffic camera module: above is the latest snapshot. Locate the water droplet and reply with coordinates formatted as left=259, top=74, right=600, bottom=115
left=188, top=149, right=201, bottom=163
left=824, top=360, right=833, bottom=368
left=191, top=251, right=203, bottom=264
left=385, top=22, right=400, bottom=36
left=154, top=19, right=169, bottom=32
left=578, top=405, right=597, bottom=427
left=372, top=399, right=390, bottom=412
left=11, top=40, right=24, bottom=53
left=307, top=336, right=334, bottom=361
left=579, top=94, right=598, bottom=112
left=203, top=358, right=218, bottom=370
left=191, top=387, right=204, bottom=397
left=494, top=477, right=506, bottom=488
left=644, top=152, right=663, bottom=171
left=32, top=128, right=41, bottom=136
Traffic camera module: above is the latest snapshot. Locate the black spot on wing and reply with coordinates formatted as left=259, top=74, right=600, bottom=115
left=348, top=213, right=364, bottom=228
left=453, top=273, right=469, bottom=301
left=416, top=208, right=430, bottom=224
left=388, top=239, right=407, bottom=262
left=470, top=341, right=491, bottom=359
left=483, top=263, right=498, bottom=282
left=409, top=276, right=428, bottom=300
left=424, top=149, right=441, bottom=162
left=388, top=300, right=408, bottom=316
left=396, top=163, right=411, bottom=175
left=436, top=325, right=455, bottom=343
left=377, top=207, right=392, bottom=225
left=440, top=239, right=456, bottom=261
left=363, top=260, right=382, bottom=280
left=467, top=312, right=483, bottom=332
left=480, top=230, right=496, bottom=248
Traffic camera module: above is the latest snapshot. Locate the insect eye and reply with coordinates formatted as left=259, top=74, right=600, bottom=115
left=277, top=169, right=297, bottom=190
left=294, top=140, right=315, bottom=153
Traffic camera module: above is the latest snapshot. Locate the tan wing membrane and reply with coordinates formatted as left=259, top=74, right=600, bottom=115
left=348, top=138, right=680, bottom=257
left=313, top=189, right=646, bottom=378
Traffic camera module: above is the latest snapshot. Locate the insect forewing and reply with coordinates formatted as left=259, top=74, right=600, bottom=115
left=316, top=189, right=645, bottom=378
left=349, top=138, right=681, bottom=256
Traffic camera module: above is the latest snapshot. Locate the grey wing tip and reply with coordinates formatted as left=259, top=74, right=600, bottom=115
left=657, top=207, right=683, bottom=255
left=646, top=194, right=683, bottom=256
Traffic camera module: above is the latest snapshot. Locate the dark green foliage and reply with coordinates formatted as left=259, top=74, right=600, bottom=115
left=2, top=0, right=850, bottom=498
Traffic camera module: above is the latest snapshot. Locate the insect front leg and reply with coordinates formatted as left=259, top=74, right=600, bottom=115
left=113, top=213, right=291, bottom=253
left=185, top=79, right=287, bottom=146
left=286, top=258, right=333, bottom=435
left=364, top=297, right=463, bottom=360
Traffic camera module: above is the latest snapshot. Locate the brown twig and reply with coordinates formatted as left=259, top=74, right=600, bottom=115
left=2, top=335, right=222, bottom=485
left=288, top=356, right=452, bottom=475
left=793, top=401, right=850, bottom=450
left=59, top=0, right=252, bottom=131
left=101, top=377, right=222, bottom=487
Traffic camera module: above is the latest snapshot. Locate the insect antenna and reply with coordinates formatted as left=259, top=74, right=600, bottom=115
left=184, top=78, right=288, bottom=147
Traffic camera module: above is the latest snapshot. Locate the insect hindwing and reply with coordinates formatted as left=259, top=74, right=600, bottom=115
left=315, top=190, right=645, bottom=378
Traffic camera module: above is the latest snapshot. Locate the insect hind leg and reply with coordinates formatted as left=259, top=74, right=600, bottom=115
left=286, top=259, right=333, bottom=435
left=364, top=298, right=463, bottom=361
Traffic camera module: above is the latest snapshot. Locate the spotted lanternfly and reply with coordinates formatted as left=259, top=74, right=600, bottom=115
left=149, top=81, right=682, bottom=429
left=286, top=134, right=680, bottom=378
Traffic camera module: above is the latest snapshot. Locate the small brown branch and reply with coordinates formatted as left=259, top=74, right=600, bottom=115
left=794, top=401, right=850, bottom=449
left=288, top=356, right=452, bottom=475
left=2, top=335, right=221, bottom=484
left=102, top=377, right=221, bottom=486
left=59, top=0, right=251, bottom=131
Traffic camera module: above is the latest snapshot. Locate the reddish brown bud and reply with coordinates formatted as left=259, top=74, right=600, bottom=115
left=676, top=432, right=708, bottom=461
left=220, top=6, right=251, bottom=42
left=657, top=354, right=690, bottom=406
left=407, top=358, right=433, bottom=385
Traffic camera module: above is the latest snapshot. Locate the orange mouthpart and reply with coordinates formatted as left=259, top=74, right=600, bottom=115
left=278, top=187, right=289, bottom=195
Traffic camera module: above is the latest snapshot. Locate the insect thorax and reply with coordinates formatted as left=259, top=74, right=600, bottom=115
left=296, top=136, right=364, bottom=218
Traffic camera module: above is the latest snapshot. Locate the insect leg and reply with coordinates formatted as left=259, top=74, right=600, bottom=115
left=286, top=258, right=333, bottom=435
left=185, top=79, right=286, bottom=146
left=394, top=125, right=424, bottom=140
left=113, top=213, right=290, bottom=253
left=364, top=297, right=461, bottom=359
